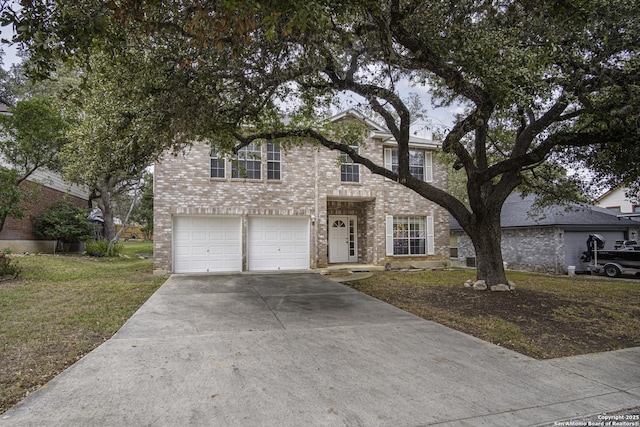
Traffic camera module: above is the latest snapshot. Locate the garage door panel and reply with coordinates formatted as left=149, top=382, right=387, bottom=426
left=173, top=216, right=242, bottom=273
left=209, top=246, right=224, bottom=255
left=174, top=245, right=191, bottom=256
left=191, top=245, right=209, bottom=255
left=225, top=246, right=240, bottom=255
left=208, top=230, right=224, bottom=240
left=190, top=217, right=208, bottom=228
left=248, top=217, right=309, bottom=271
left=265, top=231, right=279, bottom=240
left=279, top=230, right=294, bottom=239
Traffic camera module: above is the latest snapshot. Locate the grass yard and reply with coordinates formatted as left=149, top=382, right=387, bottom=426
left=0, top=242, right=165, bottom=414
left=345, top=269, right=640, bottom=360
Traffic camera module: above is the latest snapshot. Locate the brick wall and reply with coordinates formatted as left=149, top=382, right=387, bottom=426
left=0, top=180, right=88, bottom=241
left=454, top=227, right=565, bottom=274
left=154, top=134, right=450, bottom=273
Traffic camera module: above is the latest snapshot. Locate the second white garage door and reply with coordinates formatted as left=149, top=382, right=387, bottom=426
left=248, top=216, right=310, bottom=271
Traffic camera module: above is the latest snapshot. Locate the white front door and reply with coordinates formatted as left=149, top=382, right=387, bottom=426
left=328, top=216, right=357, bottom=263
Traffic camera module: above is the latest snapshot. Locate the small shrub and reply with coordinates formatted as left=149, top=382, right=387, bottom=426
left=110, top=241, right=124, bottom=257
left=35, top=200, right=94, bottom=252
left=85, top=239, right=123, bottom=257
left=0, top=253, right=21, bottom=278
left=85, top=239, right=107, bottom=257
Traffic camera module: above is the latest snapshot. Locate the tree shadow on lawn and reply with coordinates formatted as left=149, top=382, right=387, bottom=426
left=346, top=279, right=640, bottom=359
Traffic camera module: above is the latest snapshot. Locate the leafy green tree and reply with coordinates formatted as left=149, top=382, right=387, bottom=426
left=0, top=98, right=69, bottom=232
left=0, top=167, right=29, bottom=231
left=6, top=0, right=639, bottom=287
left=35, top=199, right=93, bottom=252
left=564, top=84, right=640, bottom=203
left=59, top=51, right=164, bottom=248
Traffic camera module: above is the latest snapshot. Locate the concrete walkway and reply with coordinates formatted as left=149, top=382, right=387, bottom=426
left=1, top=273, right=638, bottom=426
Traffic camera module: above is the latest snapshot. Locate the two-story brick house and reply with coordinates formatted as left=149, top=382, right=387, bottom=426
left=153, top=110, right=449, bottom=274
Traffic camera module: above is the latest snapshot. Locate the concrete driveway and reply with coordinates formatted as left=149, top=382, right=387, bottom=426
left=1, top=273, right=639, bottom=426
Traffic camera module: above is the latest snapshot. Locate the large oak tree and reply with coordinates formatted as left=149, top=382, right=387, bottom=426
left=5, top=0, right=638, bottom=286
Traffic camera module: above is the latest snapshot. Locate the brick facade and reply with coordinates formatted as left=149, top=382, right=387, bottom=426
left=453, top=228, right=566, bottom=274
left=154, top=117, right=450, bottom=274
left=0, top=180, right=88, bottom=251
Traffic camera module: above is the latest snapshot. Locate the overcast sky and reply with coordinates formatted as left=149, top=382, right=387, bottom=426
left=1, top=22, right=20, bottom=69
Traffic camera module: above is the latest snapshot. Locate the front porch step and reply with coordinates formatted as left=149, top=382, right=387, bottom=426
left=318, top=264, right=383, bottom=283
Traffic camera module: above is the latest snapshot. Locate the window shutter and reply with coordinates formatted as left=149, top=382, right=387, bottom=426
left=426, top=216, right=435, bottom=255
left=385, top=215, right=394, bottom=256
left=384, top=148, right=392, bottom=181
left=425, top=152, right=433, bottom=182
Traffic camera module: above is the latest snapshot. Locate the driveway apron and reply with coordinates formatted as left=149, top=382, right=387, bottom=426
left=1, top=273, right=639, bottom=426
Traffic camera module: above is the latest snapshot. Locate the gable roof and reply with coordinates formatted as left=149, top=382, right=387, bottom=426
left=450, top=193, right=640, bottom=231
left=329, top=109, right=441, bottom=149
left=0, top=153, right=89, bottom=201
left=329, top=109, right=388, bottom=133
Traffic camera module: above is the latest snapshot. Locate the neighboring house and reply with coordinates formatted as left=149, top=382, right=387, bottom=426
left=596, top=187, right=640, bottom=214
left=153, top=109, right=450, bottom=274
left=0, top=158, right=89, bottom=253
left=0, top=103, right=88, bottom=253
left=450, top=193, right=640, bottom=274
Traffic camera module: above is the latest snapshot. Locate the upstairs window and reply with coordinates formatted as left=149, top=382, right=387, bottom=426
left=340, top=143, right=360, bottom=183
left=384, top=148, right=433, bottom=182
left=267, top=143, right=281, bottom=180
left=232, top=142, right=261, bottom=179
left=210, top=151, right=225, bottom=178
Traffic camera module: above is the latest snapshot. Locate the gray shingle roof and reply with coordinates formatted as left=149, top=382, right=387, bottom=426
left=450, top=193, right=639, bottom=230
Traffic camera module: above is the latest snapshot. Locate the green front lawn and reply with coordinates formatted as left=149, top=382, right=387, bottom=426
left=0, top=242, right=165, bottom=414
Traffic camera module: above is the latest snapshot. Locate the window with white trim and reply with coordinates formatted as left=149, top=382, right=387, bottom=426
left=385, top=215, right=434, bottom=255
left=210, top=151, right=225, bottom=178
left=267, top=143, right=281, bottom=180
left=340, top=143, right=360, bottom=183
left=384, top=148, right=433, bottom=182
left=232, top=142, right=261, bottom=179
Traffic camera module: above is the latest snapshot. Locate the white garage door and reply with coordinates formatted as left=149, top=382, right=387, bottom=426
left=248, top=216, right=310, bottom=271
left=173, top=216, right=242, bottom=273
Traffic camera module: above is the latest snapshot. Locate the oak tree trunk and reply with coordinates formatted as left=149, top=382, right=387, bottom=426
left=96, top=177, right=116, bottom=243
left=465, top=208, right=508, bottom=287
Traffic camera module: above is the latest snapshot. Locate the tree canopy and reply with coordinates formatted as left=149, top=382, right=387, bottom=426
left=0, top=97, right=69, bottom=232
left=4, top=0, right=639, bottom=285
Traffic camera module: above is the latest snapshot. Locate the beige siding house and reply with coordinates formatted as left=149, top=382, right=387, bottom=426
left=596, top=187, right=639, bottom=214
left=153, top=110, right=449, bottom=274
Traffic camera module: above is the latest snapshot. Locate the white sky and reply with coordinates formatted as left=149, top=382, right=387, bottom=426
left=0, top=1, right=21, bottom=69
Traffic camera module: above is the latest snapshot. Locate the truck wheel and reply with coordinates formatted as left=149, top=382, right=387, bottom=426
left=604, top=264, right=621, bottom=278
